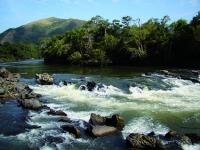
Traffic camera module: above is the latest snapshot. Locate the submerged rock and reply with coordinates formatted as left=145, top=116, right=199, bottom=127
left=18, top=98, right=43, bottom=110
left=47, top=109, right=67, bottom=116
left=126, top=133, right=164, bottom=150
left=61, top=124, right=81, bottom=138
left=86, top=81, right=96, bottom=91
left=35, top=73, right=54, bottom=85
left=46, top=136, right=65, bottom=143
left=89, top=125, right=118, bottom=137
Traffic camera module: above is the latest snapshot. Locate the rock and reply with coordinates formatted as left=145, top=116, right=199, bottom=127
left=89, top=125, right=118, bottom=137
left=79, top=85, right=86, bottom=91
left=0, top=88, right=6, bottom=95
left=106, top=114, right=125, bottom=130
left=19, top=98, right=43, bottom=110
left=89, top=113, right=106, bottom=126
left=46, top=136, right=64, bottom=143
left=35, top=73, right=54, bottom=85
left=63, top=80, right=68, bottom=86
left=186, top=134, right=200, bottom=144
left=165, top=130, right=177, bottom=139
left=61, top=125, right=81, bottom=138
left=58, top=117, right=71, bottom=123
left=86, top=81, right=96, bottom=91
left=21, top=92, right=41, bottom=99
left=89, top=113, right=125, bottom=130
left=126, top=133, right=163, bottom=150
left=0, top=68, right=12, bottom=78
left=148, top=131, right=156, bottom=137
left=165, top=131, right=192, bottom=145
left=47, top=109, right=67, bottom=116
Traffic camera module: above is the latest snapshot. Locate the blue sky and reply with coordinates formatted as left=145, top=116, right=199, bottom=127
left=0, top=0, right=200, bottom=33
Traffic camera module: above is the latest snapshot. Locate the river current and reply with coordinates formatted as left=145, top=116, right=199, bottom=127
left=0, top=60, right=200, bottom=150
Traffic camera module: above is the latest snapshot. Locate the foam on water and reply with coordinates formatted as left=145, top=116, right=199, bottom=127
left=24, top=74, right=200, bottom=149
left=182, top=144, right=200, bottom=150
left=122, top=116, right=169, bottom=138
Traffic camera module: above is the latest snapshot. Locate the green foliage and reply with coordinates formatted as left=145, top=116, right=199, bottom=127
left=0, top=42, right=41, bottom=62
left=42, top=13, right=200, bottom=67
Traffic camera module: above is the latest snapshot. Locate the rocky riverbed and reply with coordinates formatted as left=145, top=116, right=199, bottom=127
left=1, top=67, right=200, bottom=150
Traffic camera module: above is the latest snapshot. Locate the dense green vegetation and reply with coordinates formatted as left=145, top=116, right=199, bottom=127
left=0, top=17, right=86, bottom=44
left=42, top=12, right=200, bottom=67
left=0, top=42, right=40, bottom=62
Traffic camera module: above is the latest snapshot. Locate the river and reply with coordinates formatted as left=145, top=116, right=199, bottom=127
left=0, top=59, right=200, bottom=150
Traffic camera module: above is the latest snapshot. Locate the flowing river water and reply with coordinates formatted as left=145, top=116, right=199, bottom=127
left=0, top=60, right=200, bottom=150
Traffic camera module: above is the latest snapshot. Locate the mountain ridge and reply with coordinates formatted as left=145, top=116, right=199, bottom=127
left=0, top=17, right=86, bottom=44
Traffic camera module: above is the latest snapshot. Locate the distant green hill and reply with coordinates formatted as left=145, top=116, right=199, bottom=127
left=0, top=17, right=86, bottom=44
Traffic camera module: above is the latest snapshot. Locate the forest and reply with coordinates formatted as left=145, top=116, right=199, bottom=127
left=0, top=43, right=40, bottom=62
left=42, top=12, right=200, bottom=67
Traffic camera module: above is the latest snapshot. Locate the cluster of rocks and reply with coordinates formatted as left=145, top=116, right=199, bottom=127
left=0, top=68, right=43, bottom=110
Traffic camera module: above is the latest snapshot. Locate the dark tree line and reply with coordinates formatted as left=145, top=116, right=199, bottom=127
left=41, top=12, right=200, bottom=67
left=0, top=42, right=41, bottom=62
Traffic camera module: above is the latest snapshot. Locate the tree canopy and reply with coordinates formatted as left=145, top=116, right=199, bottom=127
left=40, top=12, right=200, bottom=67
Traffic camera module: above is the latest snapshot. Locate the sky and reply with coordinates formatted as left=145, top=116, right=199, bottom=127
left=0, top=0, right=200, bottom=33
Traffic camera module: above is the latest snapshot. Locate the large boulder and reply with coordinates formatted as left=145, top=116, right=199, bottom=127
left=61, top=125, right=81, bottom=138
left=126, top=133, right=164, bottom=150
left=89, top=113, right=125, bottom=130
left=35, top=73, right=54, bottom=85
left=88, top=125, right=118, bottom=137
left=18, top=98, right=43, bottom=110
left=47, top=109, right=67, bottom=116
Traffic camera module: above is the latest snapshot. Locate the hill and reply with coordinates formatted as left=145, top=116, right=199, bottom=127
left=0, top=17, right=86, bottom=44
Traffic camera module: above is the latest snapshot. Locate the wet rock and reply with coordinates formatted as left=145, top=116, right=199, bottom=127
left=0, top=88, right=6, bottom=95
left=58, top=117, right=71, bottom=123
left=148, top=131, right=156, bottom=137
left=89, top=125, right=118, bottom=137
left=47, top=109, right=67, bottom=116
left=26, top=125, right=41, bottom=129
left=18, top=98, right=43, bottom=110
left=79, top=85, right=86, bottom=91
left=35, top=73, right=54, bottom=85
left=21, top=92, right=41, bottom=99
left=63, top=80, right=68, bottom=86
left=86, top=81, right=96, bottom=91
left=61, top=124, right=81, bottom=138
left=186, top=133, right=200, bottom=144
left=106, top=114, right=125, bottom=130
left=126, top=133, right=164, bottom=150
left=165, top=131, right=192, bottom=145
left=46, top=136, right=64, bottom=143
left=89, top=113, right=125, bottom=130
left=165, top=130, right=177, bottom=139
left=89, top=113, right=106, bottom=126
left=0, top=68, right=12, bottom=78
